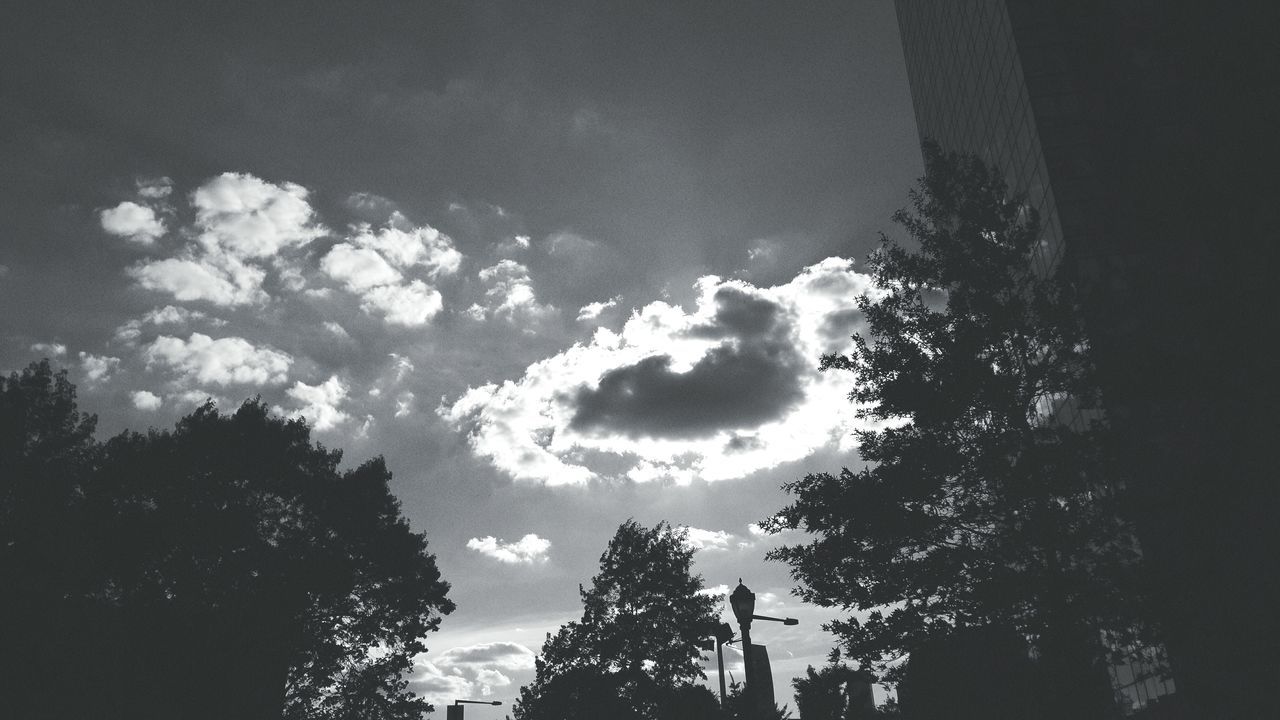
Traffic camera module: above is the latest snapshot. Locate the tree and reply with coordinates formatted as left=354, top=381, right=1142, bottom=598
left=790, top=650, right=872, bottom=720
left=0, top=362, right=454, bottom=720
left=0, top=360, right=101, bottom=718
left=512, top=520, right=720, bottom=720
left=764, top=144, right=1145, bottom=717
left=722, top=679, right=793, bottom=720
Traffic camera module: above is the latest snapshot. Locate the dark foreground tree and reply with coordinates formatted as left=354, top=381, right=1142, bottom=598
left=765, top=144, right=1146, bottom=717
left=1, top=361, right=101, bottom=719
left=512, top=520, right=720, bottom=720
left=0, top=361, right=453, bottom=720
left=790, top=651, right=876, bottom=720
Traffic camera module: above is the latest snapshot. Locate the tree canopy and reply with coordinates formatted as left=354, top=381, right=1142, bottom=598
left=0, top=361, right=453, bottom=720
left=512, top=520, right=720, bottom=720
left=764, top=144, right=1145, bottom=712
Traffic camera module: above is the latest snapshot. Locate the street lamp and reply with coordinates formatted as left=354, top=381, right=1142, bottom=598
left=445, top=699, right=502, bottom=720
left=728, top=580, right=799, bottom=719
left=729, top=580, right=757, bottom=718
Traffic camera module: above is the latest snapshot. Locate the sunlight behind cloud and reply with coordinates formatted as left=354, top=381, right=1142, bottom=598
left=440, top=257, right=877, bottom=486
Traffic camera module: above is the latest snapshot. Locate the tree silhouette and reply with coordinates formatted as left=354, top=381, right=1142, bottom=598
left=1, top=360, right=101, bottom=719
left=791, top=651, right=874, bottom=720
left=722, top=679, right=793, bottom=720
left=0, top=362, right=453, bottom=719
left=512, top=520, right=720, bottom=720
left=764, top=144, right=1145, bottom=717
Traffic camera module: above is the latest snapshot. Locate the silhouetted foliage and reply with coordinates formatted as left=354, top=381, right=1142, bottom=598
left=895, top=625, right=1038, bottom=720
left=722, top=679, right=793, bottom=720
left=1, top=360, right=100, bottom=719
left=791, top=650, right=876, bottom=720
left=0, top=362, right=453, bottom=720
left=764, top=144, right=1145, bottom=715
left=511, top=520, right=719, bottom=720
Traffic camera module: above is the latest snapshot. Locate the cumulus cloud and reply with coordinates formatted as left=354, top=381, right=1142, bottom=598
left=466, top=534, right=551, bottom=564
left=144, top=333, right=291, bottom=387
left=282, top=376, right=349, bottom=431
left=360, top=280, right=442, bottom=326
left=130, top=390, right=162, bottom=410
left=100, top=201, right=165, bottom=244
left=79, top=352, right=121, bottom=383
left=319, top=220, right=459, bottom=327
left=191, top=173, right=324, bottom=258
left=410, top=642, right=536, bottom=706
left=440, top=258, right=878, bottom=486
left=348, top=223, right=461, bottom=276
left=127, top=173, right=324, bottom=306
left=466, top=260, right=555, bottom=323
left=129, top=255, right=267, bottom=306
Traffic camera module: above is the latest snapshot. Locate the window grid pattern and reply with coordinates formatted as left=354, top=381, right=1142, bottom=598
left=894, top=1, right=1176, bottom=713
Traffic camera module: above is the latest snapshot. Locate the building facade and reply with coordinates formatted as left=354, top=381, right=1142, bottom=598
left=893, top=2, right=1277, bottom=718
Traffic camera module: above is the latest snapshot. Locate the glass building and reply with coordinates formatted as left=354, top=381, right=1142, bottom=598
left=892, top=2, right=1277, bottom=717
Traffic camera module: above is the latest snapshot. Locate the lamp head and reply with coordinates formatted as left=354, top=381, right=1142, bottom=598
left=729, top=579, right=755, bottom=625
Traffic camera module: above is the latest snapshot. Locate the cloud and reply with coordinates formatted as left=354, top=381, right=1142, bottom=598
left=136, top=176, right=173, bottom=199
left=394, top=391, right=415, bottom=418
left=323, top=321, right=350, bottom=338
left=130, top=390, right=162, bottom=411
left=129, top=254, right=267, bottom=306
left=100, top=201, right=165, bottom=244
left=144, top=333, right=292, bottom=387
left=321, top=243, right=403, bottom=291
left=466, top=260, right=556, bottom=323
left=410, top=642, right=536, bottom=705
left=440, top=258, right=876, bottom=485
left=466, top=534, right=551, bottom=564
left=79, top=352, right=121, bottom=383
left=680, top=526, right=736, bottom=552
left=410, top=641, right=536, bottom=705
left=319, top=220, right=459, bottom=327
left=115, top=306, right=223, bottom=344
left=190, top=172, right=324, bottom=258
left=30, top=342, right=67, bottom=357
left=359, top=280, right=443, bottom=326
left=127, top=173, right=324, bottom=306
left=348, top=223, right=461, bottom=276
left=577, top=296, right=620, bottom=322
left=282, top=376, right=349, bottom=431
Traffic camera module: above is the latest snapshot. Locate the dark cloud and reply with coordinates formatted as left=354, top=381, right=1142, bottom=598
left=570, top=287, right=808, bottom=439
left=570, top=341, right=803, bottom=439
left=819, top=307, right=866, bottom=342
left=689, top=286, right=782, bottom=340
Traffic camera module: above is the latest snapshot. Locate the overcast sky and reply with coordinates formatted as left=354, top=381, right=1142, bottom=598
left=0, top=1, right=922, bottom=713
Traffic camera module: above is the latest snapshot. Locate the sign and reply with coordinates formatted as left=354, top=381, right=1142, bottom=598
left=747, top=643, right=775, bottom=712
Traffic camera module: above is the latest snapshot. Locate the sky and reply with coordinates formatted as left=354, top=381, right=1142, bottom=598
left=0, top=1, right=922, bottom=714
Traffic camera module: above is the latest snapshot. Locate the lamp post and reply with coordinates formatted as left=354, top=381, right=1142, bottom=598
left=729, top=580, right=757, bottom=718
left=445, top=699, right=502, bottom=720
left=729, top=579, right=799, bottom=719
